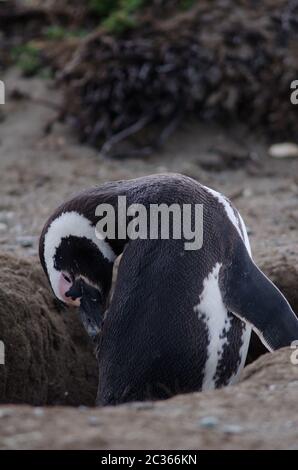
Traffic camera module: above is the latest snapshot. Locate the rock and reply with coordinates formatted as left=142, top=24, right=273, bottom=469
left=16, top=236, right=37, bottom=248
left=199, top=416, right=219, bottom=429
left=127, top=402, right=154, bottom=411
left=287, top=380, right=298, bottom=388
left=0, top=408, right=14, bottom=419
left=0, top=223, right=7, bottom=232
left=222, top=424, right=243, bottom=434
left=78, top=406, right=88, bottom=412
left=87, top=416, right=101, bottom=427
left=268, top=384, right=277, bottom=392
left=0, top=212, right=14, bottom=223
left=269, top=143, right=298, bottom=159
left=242, top=187, right=253, bottom=198
left=33, top=408, right=44, bottom=417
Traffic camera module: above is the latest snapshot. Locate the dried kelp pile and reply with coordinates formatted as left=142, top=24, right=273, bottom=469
left=0, top=0, right=106, bottom=73
left=58, top=0, right=298, bottom=157
left=2, top=1, right=298, bottom=156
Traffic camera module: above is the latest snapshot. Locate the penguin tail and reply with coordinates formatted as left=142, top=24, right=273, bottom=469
left=219, top=240, right=298, bottom=351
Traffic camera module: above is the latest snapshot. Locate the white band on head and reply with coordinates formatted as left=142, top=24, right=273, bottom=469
left=44, top=211, right=116, bottom=301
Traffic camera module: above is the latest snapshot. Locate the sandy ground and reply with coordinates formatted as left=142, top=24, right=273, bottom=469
left=0, top=252, right=98, bottom=407
left=0, top=68, right=297, bottom=262
left=0, top=348, right=298, bottom=450
left=0, top=68, right=297, bottom=449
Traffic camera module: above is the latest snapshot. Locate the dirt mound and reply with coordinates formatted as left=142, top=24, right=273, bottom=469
left=0, top=348, right=297, bottom=449
left=259, top=245, right=298, bottom=316
left=0, top=252, right=98, bottom=406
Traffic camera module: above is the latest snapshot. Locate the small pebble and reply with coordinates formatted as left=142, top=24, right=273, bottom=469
left=128, top=402, right=154, bottom=410
left=27, top=248, right=38, bottom=257
left=287, top=380, right=298, bottom=388
left=222, top=424, right=243, bottom=434
left=78, top=405, right=88, bottom=412
left=0, top=211, right=14, bottom=223
left=268, top=384, right=277, bottom=391
left=242, top=187, right=253, bottom=198
left=199, top=416, right=219, bottom=429
left=0, top=222, right=8, bottom=232
left=88, top=416, right=101, bottom=427
left=16, top=236, right=37, bottom=248
left=33, top=407, right=44, bottom=417
left=0, top=408, right=14, bottom=418
left=269, top=143, right=298, bottom=159
left=246, top=226, right=253, bottom=236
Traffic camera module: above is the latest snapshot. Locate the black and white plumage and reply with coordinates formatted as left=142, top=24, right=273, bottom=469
left=39, top=173, right=298, bottom=405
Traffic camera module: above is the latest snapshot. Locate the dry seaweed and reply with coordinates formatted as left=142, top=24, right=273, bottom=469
left=2, top=1, right=298, bottom=157
left=56, top=0, right=298, bottom=157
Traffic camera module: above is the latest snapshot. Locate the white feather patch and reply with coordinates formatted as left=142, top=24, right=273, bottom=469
left=204, top=184, right=252, bottom=376
left=195, top=187, right=254, bottom=387
left=238, top=211, right=252, bottom=256
left=44, top=211, right=116, bottom=301
left=204, top=185, right=244, bottom=239
left=227, top=324, right=251, bottom=385
left=230, top=209, right=252, bottom=371
left=194, top=262, right=230, bottom=390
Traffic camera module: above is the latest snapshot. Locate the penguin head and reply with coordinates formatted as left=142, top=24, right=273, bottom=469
left=39, top=210, right=116, bottom=339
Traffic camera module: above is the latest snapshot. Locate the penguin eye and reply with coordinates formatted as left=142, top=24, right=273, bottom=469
left=62, top=273, right=72, bottom=284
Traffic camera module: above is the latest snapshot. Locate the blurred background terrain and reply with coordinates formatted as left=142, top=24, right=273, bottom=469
left=0, top=0, right=298, bottom=449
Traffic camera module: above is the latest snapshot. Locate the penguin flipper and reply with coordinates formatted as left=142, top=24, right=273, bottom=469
left=220, top=241, right=298, bottom=351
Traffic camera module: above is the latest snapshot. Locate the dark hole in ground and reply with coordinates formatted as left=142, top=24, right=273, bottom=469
left=0, top=252, right=98, bottom=407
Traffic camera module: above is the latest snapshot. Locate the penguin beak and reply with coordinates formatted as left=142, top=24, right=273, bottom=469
left=65, top=279, right=104, bottom=341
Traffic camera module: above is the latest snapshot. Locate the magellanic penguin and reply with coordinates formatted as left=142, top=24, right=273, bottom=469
left=39, top=174, right=298, bottom=406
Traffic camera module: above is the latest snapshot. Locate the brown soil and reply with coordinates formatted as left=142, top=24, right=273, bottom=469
left=0, top=68, right=297, bottom=448
left=0, top=348, right=298, bottom=450
left=0, top=252, right=98, bottom=406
